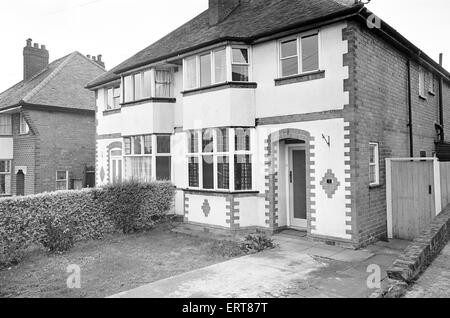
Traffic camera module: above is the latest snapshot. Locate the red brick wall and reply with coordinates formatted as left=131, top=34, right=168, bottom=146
left=346, top=21, right=450, bottom=246
left=12, top=109, right=95, bottom=194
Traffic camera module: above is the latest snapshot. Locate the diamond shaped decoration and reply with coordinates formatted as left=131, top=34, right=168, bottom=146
left=202, top=200, right=211, bottom=218
left=320, top=169, right=341, bottom=199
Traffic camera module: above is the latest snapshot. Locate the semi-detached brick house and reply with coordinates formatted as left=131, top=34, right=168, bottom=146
left=87, top=0, right=450, bottom=248
left=0, top=39, right=105, bottom=196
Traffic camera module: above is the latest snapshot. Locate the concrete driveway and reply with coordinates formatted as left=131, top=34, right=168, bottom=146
left=110, top=233, right=408, bottom=298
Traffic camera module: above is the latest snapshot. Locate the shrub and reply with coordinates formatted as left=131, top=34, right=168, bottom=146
left=240, top=231, right=276, bottom=253
left=0, top=181, right=175, bottom=266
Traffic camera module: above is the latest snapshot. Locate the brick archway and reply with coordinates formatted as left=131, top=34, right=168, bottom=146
left=265, top=129, right=316, bottom=233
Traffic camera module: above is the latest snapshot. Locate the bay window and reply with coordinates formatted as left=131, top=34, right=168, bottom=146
left=0, top=160, right=11, bottom=195
left=0, top=115, right=12, bottom=135
left=183, top=46, right=250, bottom=90
left=123, top=69, right=153, bottom=103
left=186, top=128, right=253, bottom=191
left=123, top=134, right=171, bottom=182
left=154, top=70, right=172, bottom=98
left=280, top=32, right=320, bottom=78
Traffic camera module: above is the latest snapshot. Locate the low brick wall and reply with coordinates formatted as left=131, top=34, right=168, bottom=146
left=387, top=205, right=450, bottom=284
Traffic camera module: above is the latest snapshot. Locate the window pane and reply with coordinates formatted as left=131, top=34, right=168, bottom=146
left=281, top=39, right=297, bottom=58
left=217, top=156, right=229, bottom=190
left=185, top=57, right=197, bottom=89
left=155, top=70, right=171, bottom=98
left=232, top=48, right=249, bottom=64
left=144, top=135, right=152, bottom=154
left=200, top=54, right=212, bottom=87
left=125, top=157, right=152, bottom=183
left=107, top=88, right=114, bottom=109
left=133, top=136, right=142, bottom=155
left=56, top=171, right=67, bottom=181
left=0, top=115, right=12, bottom=135
left=0, top=160, right=10, bottom=173
left=202, top=129, right=214, bottom=153
left=369, top=145, right=375, bottom=164
left=142, top=70, right=151, bottom=98
left=235, top=128, right=251, bottom=151
left=232, top=65, right=249, bottom=82
left=369, top=165, right=376, bottom=184
left=188, top=131, right=198, bottom=153
left=302, top=34, right=319, bottom=72
left=216, top=128, right=229, bottom=152
left=113, top=87, right=121, bottom=108
left=134, top=73, right=142, bottom=101
left=281, top=57, right=298, bottom=77
left=0, top=175, right=6, bottom=194
left=124, top=75, right=134, bottom=102
left=214, top=49, right=227, bottom=83
left=157, top=135, right=171, bottom=154
left=188, top=157, right=199, bottom=187
left=156, top=157, right=171, bottom=181
left=124, top=138, right=131, bottom=155
left=202, top=155, right=214, bottom=189
left=235, top=155, right=252, bottom=190
left=110, top=150, right=122, bottom=157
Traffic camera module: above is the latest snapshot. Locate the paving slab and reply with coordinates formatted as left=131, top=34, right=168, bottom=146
left=110, top=235, right=404, bottom=298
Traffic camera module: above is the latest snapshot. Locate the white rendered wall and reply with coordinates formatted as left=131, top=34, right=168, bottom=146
left=0, top=138, right=13, bottom=159
left=186, top=194, right=229, bottom=228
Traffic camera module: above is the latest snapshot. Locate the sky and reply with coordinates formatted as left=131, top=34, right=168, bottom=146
left=0, top=0, right=449, bottom=92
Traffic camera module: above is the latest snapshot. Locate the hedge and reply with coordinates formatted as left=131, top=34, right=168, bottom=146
left=0, top=181, right=175, bottom=266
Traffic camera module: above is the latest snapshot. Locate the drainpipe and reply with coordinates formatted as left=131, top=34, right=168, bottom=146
left=407, top=59, right=414, bottom=157
left=439, top=53, right=444, bottom=141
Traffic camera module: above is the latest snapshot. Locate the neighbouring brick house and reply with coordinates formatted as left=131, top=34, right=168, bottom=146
left=87, top=0, right=450, bottom=248
left=0, top=39, right=105, bottom=196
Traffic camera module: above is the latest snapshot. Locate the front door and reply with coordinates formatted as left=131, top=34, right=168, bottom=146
left=289, top=148, right=307, bottom=228
left=110, top=149, right=122, bottom=184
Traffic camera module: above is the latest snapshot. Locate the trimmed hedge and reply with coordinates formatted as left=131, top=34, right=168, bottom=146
left=0, top=181, right=175, bottom=266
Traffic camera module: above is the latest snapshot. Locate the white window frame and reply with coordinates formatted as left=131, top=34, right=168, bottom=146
left=186, top=128, right=254, bottom=192
left=123, top=134, right=172, bottom=182
left=19, top=113, right=30, bottom=135
left=369, top=142, right=380, bottom=186
left=0, top=115, right=12, bottom=135
left=278, top=30, right=321, bottom=78
left=0, top=159, right=12, bottom=195
left=56, top=170, right=69, bottom=190
left=183, top=45, right=251, bottom=90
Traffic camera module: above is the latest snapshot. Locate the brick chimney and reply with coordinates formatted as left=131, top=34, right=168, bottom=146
left=209, top=0, right=240, bottom=26
left=87, top=54, right=105, bottom=69
left=23, top=38, right=49, bottom=81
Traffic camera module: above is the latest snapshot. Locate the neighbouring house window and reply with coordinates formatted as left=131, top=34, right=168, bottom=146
left=56, top=170, right=69, bottom=190
left=232, top=48, right=249, bottom=82
left=186, top=128, right=253, bottom=191
left=0, top=160, right=11, bottom=195
left=123, top=134, right=171, bottom=182
left=183, top=46, right=250, bottom=90
left=280, top=32, right=319, bottom=77
left=155, top=70, right=172, bottom=98
left=19, top=113, right=30, bottom=134
left=106, top=86, right=121, bottom=110
left=0, top=115, right=12, bottom=135
left=429, top=73, right=436, bottom=95
left=369, top=143, right=380, bottom=186
left=419, top=67, right=426, bottom=98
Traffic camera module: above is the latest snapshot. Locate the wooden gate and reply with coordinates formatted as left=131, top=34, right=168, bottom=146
left=386, top=158, right=442, bottom=240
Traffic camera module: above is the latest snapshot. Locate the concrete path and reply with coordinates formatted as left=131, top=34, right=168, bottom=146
left=404, top=244, right=450, bottom=298
left=110, top=234, right=408, bottom=298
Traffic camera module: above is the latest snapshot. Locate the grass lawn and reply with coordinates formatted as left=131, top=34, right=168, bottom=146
left=0, top=226, right=243, bottom=298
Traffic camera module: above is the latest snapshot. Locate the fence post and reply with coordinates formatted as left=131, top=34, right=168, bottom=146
left=386, top=158, right=393, bottom=238
left=433, top=158, right=442, bottom=215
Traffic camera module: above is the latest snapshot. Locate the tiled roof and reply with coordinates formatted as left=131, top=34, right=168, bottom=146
left=87, top=0, right=360, bottom=88
left=0, top=52, right=105, bottom=111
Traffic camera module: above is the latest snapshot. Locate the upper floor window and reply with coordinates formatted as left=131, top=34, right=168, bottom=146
left=124, top=70, right=152, bottom=103
left=280, top=33, right=319, bottom=77
left=106, top=86, right=121, bottom=110
left=419, top=67, right=426, bottom=98
left=155, top=70, right=172, bottom=98
left=19, top=113, right=30, bottom=135
left=369, top=142, right=380, bottom=186
left=0, top=115, right=12, bottom=135
left=183, top=46, right=250, bottom=90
